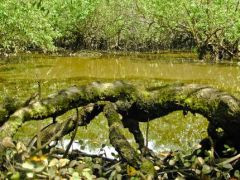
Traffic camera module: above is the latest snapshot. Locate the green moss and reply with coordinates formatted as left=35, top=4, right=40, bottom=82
left=184, top=98, right=192, bottom=105
left=140, top=159, right=156, bottom=177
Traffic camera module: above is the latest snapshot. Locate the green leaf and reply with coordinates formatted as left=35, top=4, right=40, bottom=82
left=49, top=158, right=59, bottom=167
left=184, top=162, right=191, bottom=168
left=22, top=162, right=34, bottom=170
left=72, top=172, right=80, bottom=180
left=69, top=160, right=78, bottom=168
left=169, top=159, right=176, bottom=166
left=234, top=170, right=240, bottom=178
left=116, top=174, right=122, bottom=180
left=10, top=172, right=20, bottom=180
left=59, top=158, right=70, bottom=167
left=26, top=172, right=34, bottom=178
left=35, top=164, right=45, bottom=172
left=222, top=163, right=233, bottom=170
left=202, top=164, right=212, bottom=174
left=109, top=170, right=116, bottom=180
left=82, top=169, right=92, bottom=180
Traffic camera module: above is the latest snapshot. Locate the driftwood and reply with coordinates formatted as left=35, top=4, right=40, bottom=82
left=1, top=81, right=240, bottom=176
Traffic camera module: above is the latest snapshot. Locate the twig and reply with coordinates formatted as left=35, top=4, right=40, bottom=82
left=31, top=126, right=63, bottom=155
left=145, top=118, right=149, bottom=148
left=52, top=148, right=117, bottom=163
left=27, top=121, right=58, bottom=150
left=37, top=81, right=41, bottom=100
left=37, top=130, right=42, bottom=155
left=35, top=173, right=48, bottom=179
left=158, top=168, right=197, bottom=178
left=217, top=153, right=240, bottom=166
left=235, top=0, right=240, bottom=12
left=63, top=108, right=79, bottom=158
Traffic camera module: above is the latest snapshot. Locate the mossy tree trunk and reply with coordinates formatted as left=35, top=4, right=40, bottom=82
left=1, top=81, right=240, bottom=174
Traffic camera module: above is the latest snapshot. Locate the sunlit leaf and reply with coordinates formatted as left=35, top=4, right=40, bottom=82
left=49, top=158, right=59, bottom=167
left=221, top=163, right=233, bottom=170
left=26, top=172, right=34, bottom=178
left=115, top=164, right=121, bottom=173
left=47, top=167, right=57, bottom=179
left=59, top=158, right=70, bottom=167
left=116, top=174, right=122, bottom=180
left=202, top=164, right=212, bottom=174
left=16, top=142, right=27, bottom=153
left=169, top=159, right=176, bottom=166
left=127, top=165, right=137, bottom=176
left=10, top=172, right=20, bottom=180
left=2, top=137, right=15, bottom=149
left=234, top=170, right=240, bottom=178
left=35, top=164, right=45, bottom=172
left=82, top=169, right=92, bottom=180
left=22, top=162, right=34, bottom=170
left=72, top=172, right=80, bottom=180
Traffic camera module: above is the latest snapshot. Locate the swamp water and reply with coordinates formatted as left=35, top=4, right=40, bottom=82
left=1, top=52, right=240, bottom=155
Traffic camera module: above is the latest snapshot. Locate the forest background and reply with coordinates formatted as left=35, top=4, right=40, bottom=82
left=1, top=0, right=240, bottom=60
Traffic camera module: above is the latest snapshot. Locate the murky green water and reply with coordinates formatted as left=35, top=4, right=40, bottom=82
left=1, top=52, right=240, bottom=152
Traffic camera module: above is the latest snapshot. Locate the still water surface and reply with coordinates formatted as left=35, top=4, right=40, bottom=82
left=1, top=52, right=240, bottom=152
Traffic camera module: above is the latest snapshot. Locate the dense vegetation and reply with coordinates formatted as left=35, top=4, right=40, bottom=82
left=1, top=0, right=240, bottom=59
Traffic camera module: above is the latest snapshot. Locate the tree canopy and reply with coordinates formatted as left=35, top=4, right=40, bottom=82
left=0, top=0, right=240, bottom=60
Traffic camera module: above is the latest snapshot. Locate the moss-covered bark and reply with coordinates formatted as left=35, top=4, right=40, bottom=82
left=125, top=84, right=240, bottom=152
left=1, top=81, right=240, bottom=157
left=0, top=97, right=24, bottom=126
left=103, top=102, right=142, bottom=168
left=103, top=102, right=156, bottom=178
left=0, top=81, right=135, bottom=138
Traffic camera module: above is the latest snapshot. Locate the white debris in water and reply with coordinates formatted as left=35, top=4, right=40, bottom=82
left=54, top=140, right=118, bottom=159
left=54, top=140, right=167, bottom=159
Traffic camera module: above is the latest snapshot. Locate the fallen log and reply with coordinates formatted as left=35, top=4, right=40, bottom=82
left=0, top=81, right=240, bottom=166
left=0, top=81, right=135, bottom=138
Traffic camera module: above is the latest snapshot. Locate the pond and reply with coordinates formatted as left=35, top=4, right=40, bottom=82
left=1, top=51, right=240, bottom=153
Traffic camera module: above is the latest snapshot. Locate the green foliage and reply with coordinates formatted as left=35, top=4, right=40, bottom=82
left=1, top=138, right=240, bottom=179
left=0, top=0, right=99, bottom=53
left=138, top=0, right=240, bottom=59
left=0, top=0, right=58, bottom=52
left=1, top=0, right=240, bottom=59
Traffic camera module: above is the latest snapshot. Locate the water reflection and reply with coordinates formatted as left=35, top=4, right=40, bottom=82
left=1, top=52, right=240, bottom=151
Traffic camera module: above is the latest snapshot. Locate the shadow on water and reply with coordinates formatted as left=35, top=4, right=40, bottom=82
left=2, top=52, right=240, bottom=152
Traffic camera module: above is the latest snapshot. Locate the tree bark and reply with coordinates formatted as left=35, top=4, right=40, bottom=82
left=1, top=81, right=240, bottom=154
left=0, top=96, right=30, bottom=126
left=0, top=81, right=135, bottom=138
left=103, top=102, right=156, bottom=178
